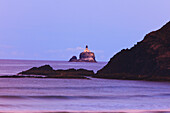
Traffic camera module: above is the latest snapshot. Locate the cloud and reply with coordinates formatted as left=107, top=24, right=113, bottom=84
left=0, top=44, right=13, bottom=49
left=10, top=51, right=25, bottom=56
left=46, top=46, right=104, bottom=54
left=46, top=49, right=62, bottom=53
left=46, top=47, right=84, bottom=54
left=0, top=50, right=25, bottom=58
left=0, top=51, right=5, bottom=56
left=66, top=47, right=84, bottom=52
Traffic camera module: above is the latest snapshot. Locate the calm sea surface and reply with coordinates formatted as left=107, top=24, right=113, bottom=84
left=0, top=59, right=170, bottom=112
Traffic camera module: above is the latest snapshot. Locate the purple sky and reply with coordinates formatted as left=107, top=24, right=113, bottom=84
left=0, top=0, right=169, bottom=61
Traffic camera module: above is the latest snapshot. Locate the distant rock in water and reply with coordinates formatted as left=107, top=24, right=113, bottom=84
left=18, top=65, right=94, bottom=79
left=95, top=21, right=170, bottom=81
left=18, top=65, right=56, bottom=75
left=69, top=56, right=77, bottom=62
left=69, top=45, right=97, bottom=62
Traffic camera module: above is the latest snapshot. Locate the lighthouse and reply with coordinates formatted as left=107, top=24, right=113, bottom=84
left=69, top=45, right=96, bottom=62
left=84, top=45, right=90, bottom=52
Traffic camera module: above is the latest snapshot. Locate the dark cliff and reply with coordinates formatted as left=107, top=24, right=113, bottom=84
left=96, top=22, right=170, bottom=81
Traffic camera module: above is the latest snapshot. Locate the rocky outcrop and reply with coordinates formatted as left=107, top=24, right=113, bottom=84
left=17, top=65, right=94, bottom=79
left=95, top=21, right=170, bottom=81
left=78, top=51, right=96, bottom=62
left=69, top=45, right=97, bottom=62
left=18, top=65, right=56, bottom=75
left=69, top=56, right=78, bottom=62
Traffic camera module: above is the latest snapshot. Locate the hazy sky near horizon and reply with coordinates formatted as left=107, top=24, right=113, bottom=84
left=0, top=0, right=169, bottom=61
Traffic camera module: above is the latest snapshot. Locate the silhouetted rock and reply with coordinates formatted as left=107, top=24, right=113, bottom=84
left=69, top=56, right=78, bottom=62
left=95, top=21, right=170, bottom=81
left=18, top=65, right=94, bottom=79
left=69, top=45, right=97, bottom=62
left=78, top=51, right=96, bottom=62
left=54, top=68, right=94, bottom=77
left=19, top=65, right=56, bottom=75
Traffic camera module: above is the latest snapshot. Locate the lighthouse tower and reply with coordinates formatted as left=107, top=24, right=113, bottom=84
left=84, top=45, right=90, bottom=52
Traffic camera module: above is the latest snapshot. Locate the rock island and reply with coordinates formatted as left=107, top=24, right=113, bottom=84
left=69, top=45, right=97, bottom=62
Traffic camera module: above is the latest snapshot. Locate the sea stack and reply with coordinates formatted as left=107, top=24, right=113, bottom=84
left=95, top=21, right=170, bottom=81
left=69, top=45, right=97, bottom=62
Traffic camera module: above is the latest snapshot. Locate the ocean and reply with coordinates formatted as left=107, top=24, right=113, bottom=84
left=0, top=59, right=170, bottom=112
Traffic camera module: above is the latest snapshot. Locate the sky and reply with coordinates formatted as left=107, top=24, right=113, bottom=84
left=0, top=0, right=169, bottom=61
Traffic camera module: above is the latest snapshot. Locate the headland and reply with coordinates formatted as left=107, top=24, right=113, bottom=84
left=95, top=21, right=170, bottom=81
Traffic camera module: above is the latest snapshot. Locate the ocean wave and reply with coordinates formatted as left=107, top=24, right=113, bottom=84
left=0, top=94, right=155, bottom=100
left=1, top=93, right=170, bottom=100
left=0, top=86, right=156, bottom=90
